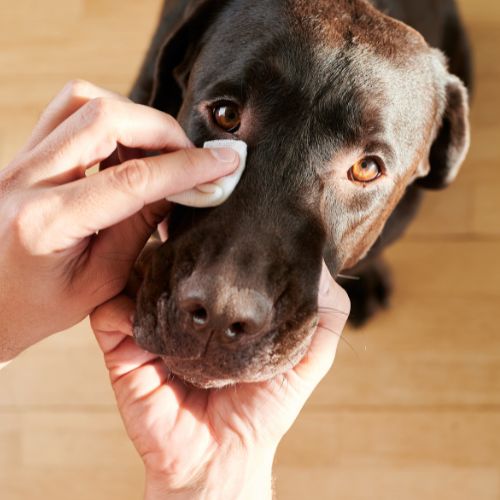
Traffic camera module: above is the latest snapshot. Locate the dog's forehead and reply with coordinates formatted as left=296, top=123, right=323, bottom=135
left=286, top=0, right=440, bottom=148
left=288, top=0, right=428, bottom=57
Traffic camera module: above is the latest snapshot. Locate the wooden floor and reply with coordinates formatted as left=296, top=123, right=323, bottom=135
left=1, top=1, right=499, bottom=499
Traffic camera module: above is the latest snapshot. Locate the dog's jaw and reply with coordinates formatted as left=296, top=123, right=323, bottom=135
left=134, top=306, right=320, bottom=389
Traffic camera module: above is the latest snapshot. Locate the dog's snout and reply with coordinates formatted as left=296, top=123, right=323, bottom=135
left=177, top=280, right=273, bottom=343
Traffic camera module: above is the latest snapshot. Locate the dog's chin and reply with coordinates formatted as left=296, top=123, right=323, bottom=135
left=160, top=358, right=244, bottom=389
left=158, top=319, right=318, bottom=390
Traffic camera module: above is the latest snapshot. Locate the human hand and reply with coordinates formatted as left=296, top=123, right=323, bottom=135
left=90, top=265, right=350, bottom=499
left=0, top=80, right=239, bottom=361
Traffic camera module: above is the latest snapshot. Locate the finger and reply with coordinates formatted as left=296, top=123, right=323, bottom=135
left=21, top=79, right=129, bottom=154
left=293, top=265, right=350, bottom=384
left=112, top=357, right=171, bottom=400
left=105, top=337, right=162, bottom=385
left=90, top=295, right=136, bottom=354
left=90, top=295, right=164, bottom=384
left=82, top=206, right=167, bottom=305
left=158, top=220, right=169, bottom=242
left=43, top=147, right=239, bottom=250
left=88, top=198, right=169, bottom=272
left=25, top=97, right=192, bottom=183
left=100, top=145, right=146, bottom=171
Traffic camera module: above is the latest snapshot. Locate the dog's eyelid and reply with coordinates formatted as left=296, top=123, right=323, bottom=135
left=363, top=142, right=395, bottom=168
left=206, top=96, right=243, bottom=107
left=202, top=81, right=247, bottom=105
left=365, top=154, right=386, bottom=173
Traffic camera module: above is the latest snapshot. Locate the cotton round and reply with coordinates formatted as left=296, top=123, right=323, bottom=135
left=167, top=140, right=247, bottom=208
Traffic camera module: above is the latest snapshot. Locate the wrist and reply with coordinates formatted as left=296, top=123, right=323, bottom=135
left=144, top=444, right=276, bottom=500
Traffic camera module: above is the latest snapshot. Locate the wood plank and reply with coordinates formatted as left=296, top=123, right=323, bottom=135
left=276, top=410, right=500, bottom=467
left=274, top=465, right=500, bottom=500
left=0, top=410, right=143, bottom=499
left=387, top=241, right=500, bottom=296
left=311, top=297, right=500, bottom=407
left=0, top=321, right=115, bottom=408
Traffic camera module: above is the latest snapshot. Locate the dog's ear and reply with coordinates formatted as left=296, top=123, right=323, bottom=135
left=146, top=0, right=226, bottom=116
left=416, top=73, right=470, bottom=190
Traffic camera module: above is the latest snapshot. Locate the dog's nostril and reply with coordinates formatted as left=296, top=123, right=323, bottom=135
left=225, top=322, right=246, bottom=340
left=179, top=296, right=210, bottom=330
left=192, top=308, right=208, bottom=326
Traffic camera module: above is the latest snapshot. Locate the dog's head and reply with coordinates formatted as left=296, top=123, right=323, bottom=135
left=134, top=0, right=470, bottom=388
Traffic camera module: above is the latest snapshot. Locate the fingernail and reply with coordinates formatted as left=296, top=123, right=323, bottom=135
left=210, top=148, right=239, bottom=163
left=197, top=183, right=223, bottom=196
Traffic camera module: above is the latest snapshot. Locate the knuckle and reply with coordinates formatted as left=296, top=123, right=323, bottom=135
left=11, top=198, right=43, bottom=252
left=112, top=159, right=150, bottom=197
left=178, top=147, right=201, bottom=174
left=79, top=97, right=119, bottom=155
left=163, top=112, right=181, bottom=132
left=0, top=166, right=24, bottom=196
left=62, top=78, right=93, bottom=99
left=155, top=111, right=188, bottom=143
left=84, top=97, right=116, bottom=127
left=10, top=192, right=62, bottom=255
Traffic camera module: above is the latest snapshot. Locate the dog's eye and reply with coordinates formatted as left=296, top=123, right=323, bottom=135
left=212, top=103, right=241, bottom=132
left=349, top=158, right=382, bottom=183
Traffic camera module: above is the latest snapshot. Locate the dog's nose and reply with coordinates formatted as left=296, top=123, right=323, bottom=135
left=177, top=284, right=273, bottom=342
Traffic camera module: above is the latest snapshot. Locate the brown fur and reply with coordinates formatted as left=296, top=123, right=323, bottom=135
left=130, top=0, right=471, bottom=387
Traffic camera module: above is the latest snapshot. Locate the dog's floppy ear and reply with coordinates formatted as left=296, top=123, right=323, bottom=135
left=417, top=73, right=470, bottom=190
left=147, top=0, right=226, bottom=116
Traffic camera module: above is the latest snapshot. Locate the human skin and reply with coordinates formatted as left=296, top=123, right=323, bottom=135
left=0, top=80, right=239, bottom=364
left=91, top=266, right=350, bottom=499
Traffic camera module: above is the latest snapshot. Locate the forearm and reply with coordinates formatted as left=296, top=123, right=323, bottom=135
left=144, top=446, right=276, bottom=500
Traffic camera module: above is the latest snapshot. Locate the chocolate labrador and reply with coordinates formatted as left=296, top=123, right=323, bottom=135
left=129, top=0, right=472, bottom=388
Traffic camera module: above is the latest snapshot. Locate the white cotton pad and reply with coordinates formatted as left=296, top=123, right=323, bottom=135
left=167, top=140, right=247, bottom=208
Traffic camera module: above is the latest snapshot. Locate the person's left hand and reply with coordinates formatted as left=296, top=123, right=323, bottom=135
left=90, top=265, right=350, bottom=499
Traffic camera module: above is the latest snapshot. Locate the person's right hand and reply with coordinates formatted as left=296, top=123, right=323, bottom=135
left=0, top=80, right=239, bottom=363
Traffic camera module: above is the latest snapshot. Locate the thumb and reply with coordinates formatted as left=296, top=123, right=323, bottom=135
left=293, top=263, right=350, bottom=385
left=47, top=146, right=240, bottom=251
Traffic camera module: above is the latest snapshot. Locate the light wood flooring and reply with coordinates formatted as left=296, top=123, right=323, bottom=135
left=0, top=1, right=499, bottom=498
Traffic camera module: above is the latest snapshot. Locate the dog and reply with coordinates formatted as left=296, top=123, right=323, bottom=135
left=129, top=0, right=472, bottom=388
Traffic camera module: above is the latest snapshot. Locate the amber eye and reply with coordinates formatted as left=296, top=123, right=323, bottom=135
left=349, top=157, right=383, bottom=183
left=212, top=103, right=241, bottom=132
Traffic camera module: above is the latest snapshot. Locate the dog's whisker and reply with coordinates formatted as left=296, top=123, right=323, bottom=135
left=286, top=354, right=295, bottom=372
left=320, top=325, right=359, bottom=358
left=164, top=370, right=175, bottom=386
left=337, top=274, right=361, bottom=281
left=318, top=306, right=350, bottom=316
left=279, top=373, right=287, bottom=393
